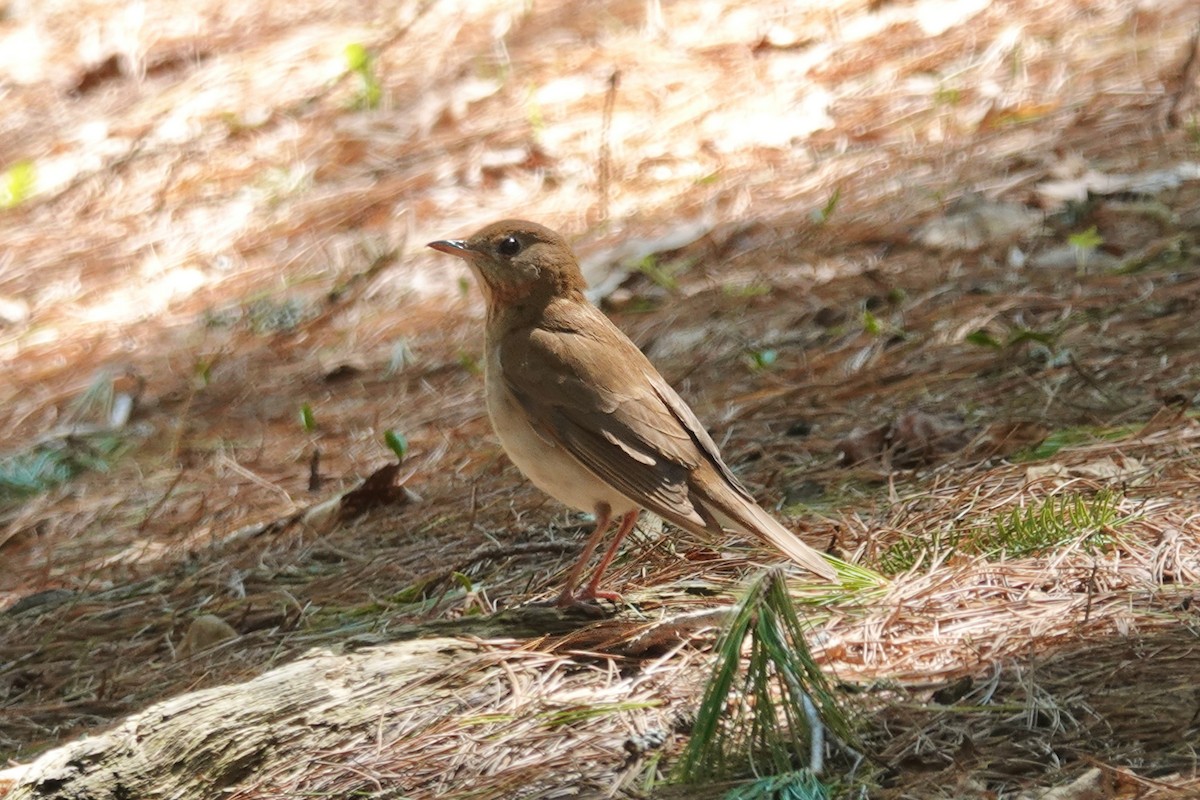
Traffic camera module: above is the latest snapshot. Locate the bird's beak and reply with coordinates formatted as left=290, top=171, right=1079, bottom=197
left=427, top=239, right=470, bottom=257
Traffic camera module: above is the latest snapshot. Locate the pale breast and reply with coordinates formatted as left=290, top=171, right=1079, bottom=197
left=484, top=349, right=636, bottom=516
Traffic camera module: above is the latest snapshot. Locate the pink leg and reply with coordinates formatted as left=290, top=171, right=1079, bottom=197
left=579, top=510, right=639, bottom=601
left=555, top=503, right=612, bottom=607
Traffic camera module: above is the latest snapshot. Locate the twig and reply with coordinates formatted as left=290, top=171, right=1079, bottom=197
left=308, top=448, right=322, bottom=492
left=598, top=70, right=621, bottom=224
left=136, top=469, right=186, bottom=536
left=1166, top=22, right=1200, bottom=128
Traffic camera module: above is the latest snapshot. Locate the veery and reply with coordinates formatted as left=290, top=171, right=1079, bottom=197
left=429, top=220, right=837, bottom=607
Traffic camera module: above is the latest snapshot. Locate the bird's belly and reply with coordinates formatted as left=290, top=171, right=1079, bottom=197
left=486, top=381, right=635, bottom=516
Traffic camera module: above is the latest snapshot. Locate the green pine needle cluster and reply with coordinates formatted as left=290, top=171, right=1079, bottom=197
left=675, top=569, right=856, bottom=787
left=880, top=489, right=1131, bottom=574
left=0, top=435, right=125, bottom=505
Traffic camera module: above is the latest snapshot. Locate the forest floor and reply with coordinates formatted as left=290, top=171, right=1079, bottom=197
left=2, top=0, right=1200, bottom=797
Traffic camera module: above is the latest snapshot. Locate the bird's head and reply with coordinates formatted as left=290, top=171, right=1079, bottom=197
left=428, top=219, right=587, bottom=309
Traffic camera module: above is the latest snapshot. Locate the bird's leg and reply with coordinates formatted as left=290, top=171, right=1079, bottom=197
left=578, top=510, right=639, bottom=601
left=555, top=503, right=612, bottom=607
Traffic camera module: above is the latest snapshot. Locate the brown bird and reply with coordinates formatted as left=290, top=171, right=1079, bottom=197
left=428, top=220, right=837, bottom=607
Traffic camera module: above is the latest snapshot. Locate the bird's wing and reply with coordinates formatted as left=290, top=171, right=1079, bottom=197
left=499, top=298, right=838, bottom=582
left=499, top=299, right=737, bottom=534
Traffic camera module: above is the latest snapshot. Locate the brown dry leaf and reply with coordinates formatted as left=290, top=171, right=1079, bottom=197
left=915, top=198, right=1042, bottom=252
left=1069, top=456, right=1144, bottom=482
left=836, top=409, right=971, bottom=468
left=977, top=100, right=1062, bottom=130
left=835, top=422, right=890, bottom=467
left=1136, top=403, right=1192, bottom=438
left=1025, top=463, right=1070, bottom=483
left=318, top=356, right=367, bottom=382
left=336, top=463, right=420, bottom=520
left=970, top=421, right=1051, bottom=460
left=176, top=614, right=239, bottom=660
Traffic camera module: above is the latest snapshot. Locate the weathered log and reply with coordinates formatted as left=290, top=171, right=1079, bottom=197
left=2, top=607, right=612, bottom=799
left=3, top=637, right=474, bottom=799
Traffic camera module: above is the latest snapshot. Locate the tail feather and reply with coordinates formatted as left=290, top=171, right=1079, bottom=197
left=698, top=474, right=838, bottom=582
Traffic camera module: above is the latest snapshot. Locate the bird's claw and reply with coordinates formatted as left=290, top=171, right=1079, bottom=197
left=533, top=588, right=624, bottom=618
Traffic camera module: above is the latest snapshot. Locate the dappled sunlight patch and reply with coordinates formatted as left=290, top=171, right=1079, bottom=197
left=79, top=264, right=210, bottom=325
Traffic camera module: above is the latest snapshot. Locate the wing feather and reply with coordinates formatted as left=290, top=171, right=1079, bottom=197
left=499, top=299, right=716, bottom=531
left=497, top=296, right=835, bottom=580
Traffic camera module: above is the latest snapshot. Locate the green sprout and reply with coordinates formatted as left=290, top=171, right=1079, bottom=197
left=748, top=348, right=779, bottom=371
left=724, top=282, right=772, bottom=299
left=1068, top=226, right=1103, bottom=272
left=810, top=186, right=841, bottom=224
left=634, top=254, right=679, bottom=291
left=934, top=85, right=962, bottom=106
left=344, top=43, right=382, bottom=110
left=965, top=330, right=1003, bottom=348
left=457, top=351, right=482, bottom=375
left=299, top=403, right=317, bottom=432
left=1, top=160, right=35, bottom=208
left=861, top=309, right=882, bottom=336
left=384, top=430, right=408, bottom=462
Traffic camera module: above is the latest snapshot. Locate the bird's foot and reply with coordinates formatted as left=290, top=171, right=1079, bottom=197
left=576, top=588, right=623, bottom=603
left=541, top=588, right=623, bottom=618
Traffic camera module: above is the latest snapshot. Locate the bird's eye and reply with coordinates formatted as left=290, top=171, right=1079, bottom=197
left=497, top=235, right=522, bottom=257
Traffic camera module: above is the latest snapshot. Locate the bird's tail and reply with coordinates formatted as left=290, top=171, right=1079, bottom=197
left=696, top=469, right=838, bottom=582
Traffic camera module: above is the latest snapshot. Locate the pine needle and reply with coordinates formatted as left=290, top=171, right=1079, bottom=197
left=675, top=569, right=857, bottom=785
